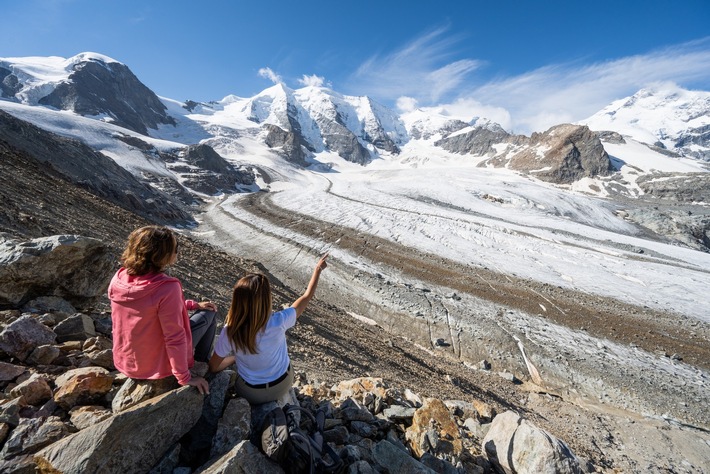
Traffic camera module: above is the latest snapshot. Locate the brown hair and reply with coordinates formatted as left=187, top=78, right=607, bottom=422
left=121, top=226, right=178, bottom=276
left=225, top=273, right=272, bottom=354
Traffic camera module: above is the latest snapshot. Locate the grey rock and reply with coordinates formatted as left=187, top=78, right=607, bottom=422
left=324, top=425, right=350, bottom=445
left=27, top=344, right=61, bottom=366
left=22, top=296, right=77, bottom=314
left=420, top=452, right=459, bottom=474
left=1, top=416, right=69, bottom=459
left=0, top=235, right=114, bottom=309
left=350, top=420, right=378, bottom=439
left=148, top=443, right=181, bottom=474
left=506, top=124, right=612, bottom=184
left=0, top=361, right=27, bottom=381
left=596, top=130, right=626, bottom=144
left=0, top=315, right=56, bottom=361
left=68, top=405, right=113, bottom=430
left=264, top=123, right=310, bottom=166
left=53, top=313, right=97, bottom=342
left=199, top=439, right=283, bottom=474
left=112, top=376, right=179, bottom=413
left=0, top=397, right=26, bottom=427
left=178, top=144, right=254, bottom=195
left=347, top=460, right=375, bottom=474
left=210, top=397, right=251, bottom=458
left=482, top=410, right=582, bottom=474
left=339, top=398, right=375, bottom=422
left=436, top=121, right=513, bottom=156
left=34, top=386, right=204, bottom=474
left=464, top=417, right=489, bottom=439
left=0, top=422, right=9, bottom=445
left=339, top=444, right=362, bottom=464
left=371, top=439, right=436, bottom=473
left=0, top=454, right=39, bottom=474
left=181, top=370, right=233, bottom=466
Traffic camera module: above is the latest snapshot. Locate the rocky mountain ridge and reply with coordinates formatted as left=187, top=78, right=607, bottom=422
left=4, top=53, right=707, bottom=176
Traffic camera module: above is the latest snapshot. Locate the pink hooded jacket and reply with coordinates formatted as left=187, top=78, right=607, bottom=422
left=108, top=268, right=198, bottom=385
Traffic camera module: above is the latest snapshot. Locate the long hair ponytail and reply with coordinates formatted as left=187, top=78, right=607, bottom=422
left=225, top=273, right=272, bottom=354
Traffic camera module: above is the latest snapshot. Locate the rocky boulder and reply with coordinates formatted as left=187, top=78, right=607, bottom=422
left=0, top=235, right=114, bottom=309
left=482, top=410, right=582, bottom=474
left=0, top=316, right=56, bottom=361
left=34, top=386, right=204, bottom=474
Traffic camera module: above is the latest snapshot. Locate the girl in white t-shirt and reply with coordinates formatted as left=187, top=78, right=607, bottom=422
left=208, top=254, right=328, bottom=404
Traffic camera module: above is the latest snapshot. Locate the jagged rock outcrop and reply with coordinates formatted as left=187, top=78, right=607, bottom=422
left=486, top=124, right=612, bottom=184
left=676, top=124, right=710, bottom=161
left=264, top=124, right=310, bottom=166
left=318, top=118, right=372, bottom=165
left=636, top=172, right=710, bottom=203
left=0, top=235, right=113, bottom=309
left=0, top=67, right=21, bottom=98
left=595, top=130, right=626, bottom=144
left=437, top=122, right=613, bottom=184
left=509, top=123, right=612, bottom=183
left=0, top=110, right=192, bottom=224
left=36, top=56, right=175, bottom=135
left=435, top=122, right=523, bottom=156
left=177, top=144, right=255, bottom=195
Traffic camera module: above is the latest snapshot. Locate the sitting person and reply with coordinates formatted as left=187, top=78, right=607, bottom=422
left=208, top=254, right=328, bottom=404
left=109, top=225, right=217, bottom=395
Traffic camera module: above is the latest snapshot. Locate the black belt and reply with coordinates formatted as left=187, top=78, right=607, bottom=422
left=244, top=365, right=290, bottom=389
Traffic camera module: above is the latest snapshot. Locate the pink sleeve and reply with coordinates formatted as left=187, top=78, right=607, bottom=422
left=185, top=299, right=198, bottom=311
left=157, top=283, right=192, bottom=385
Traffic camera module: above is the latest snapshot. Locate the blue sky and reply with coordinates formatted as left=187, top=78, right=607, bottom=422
left=2, top=0, right=710, bottom=133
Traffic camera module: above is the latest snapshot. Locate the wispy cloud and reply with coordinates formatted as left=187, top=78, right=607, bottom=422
left=349, top=25, right=481, bottom=104
left=258, top=67, right=282, bottom=84
left=351, top=29, right=710, bottom=134
left=298, top=74, right=330, bottom=88
left=464, top=37, right=710, bottom=133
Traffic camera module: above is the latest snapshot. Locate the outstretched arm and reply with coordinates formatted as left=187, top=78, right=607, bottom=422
left=291, top=254, right=328, bottom=318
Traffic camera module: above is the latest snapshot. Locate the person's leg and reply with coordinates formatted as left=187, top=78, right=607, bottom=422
left=189, top=310, right=217, bottom=362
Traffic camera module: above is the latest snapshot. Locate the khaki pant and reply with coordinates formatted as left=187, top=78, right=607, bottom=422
left=235, top=367, right=294, bottom=404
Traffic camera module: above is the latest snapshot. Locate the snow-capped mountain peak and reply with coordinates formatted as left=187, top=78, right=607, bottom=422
left=580, top=83, right=710, bottom=160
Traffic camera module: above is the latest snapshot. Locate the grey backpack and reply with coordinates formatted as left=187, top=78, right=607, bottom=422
left=260, top=404, right=343, bottom=474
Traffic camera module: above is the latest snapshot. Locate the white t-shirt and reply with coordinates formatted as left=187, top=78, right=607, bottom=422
left=213, top=307, right=296, bottom=384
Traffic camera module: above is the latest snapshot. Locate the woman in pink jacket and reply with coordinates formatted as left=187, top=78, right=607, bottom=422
left=109, top=226, right=216, bottom=394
